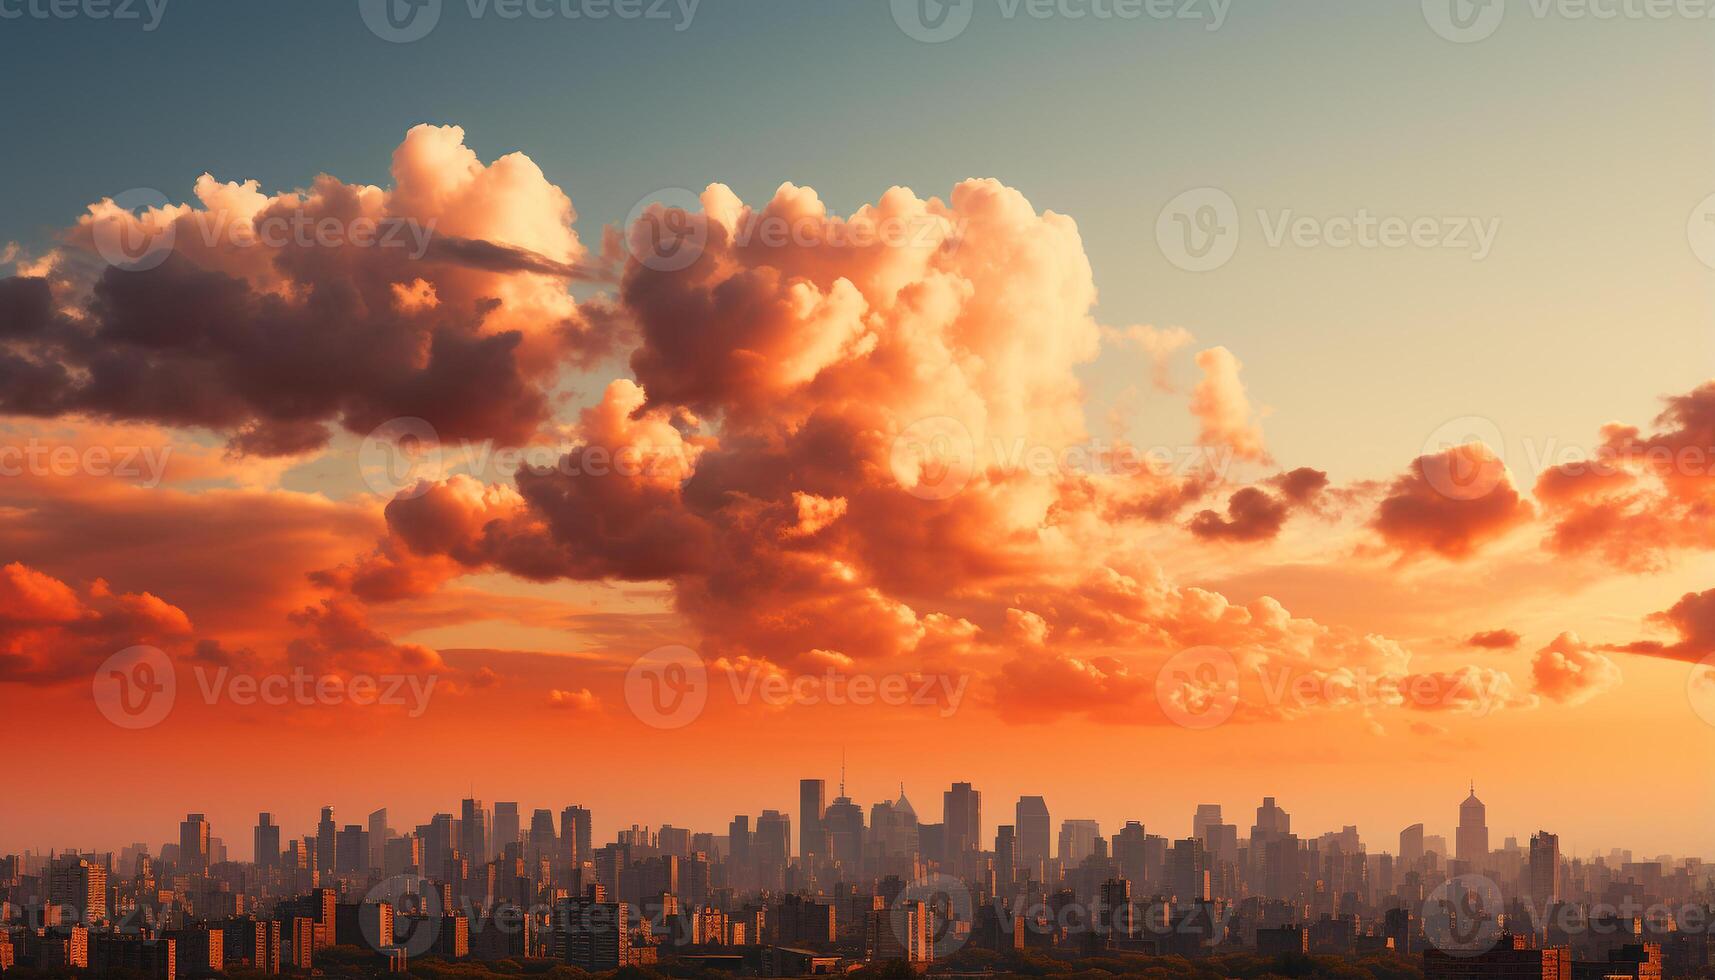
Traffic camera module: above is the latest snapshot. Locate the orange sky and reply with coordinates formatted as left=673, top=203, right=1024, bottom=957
left=3, top=125, right=1715, bottom=860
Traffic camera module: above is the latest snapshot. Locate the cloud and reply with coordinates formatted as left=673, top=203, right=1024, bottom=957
left=1530, top=631, right=1621, bottom=705
left=1189, top=346, right=1268, bottom=463
left=1612, top=588, right=1715, bottom=663
left=1466, top=629, right=1521, bottom=650
left=546, top=687, right=600, bottom=712
left=1187, top=469, right=1329, bottom=542
left=1535, top=381, right=1715, bottom=571
left=1371, top=444, right=1533, bottom=559
left=0, top=562, right=193, bottom=685
left=0, top=125, right=618, bottom=456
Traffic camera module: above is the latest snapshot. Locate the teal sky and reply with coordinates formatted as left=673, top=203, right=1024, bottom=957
left=4, top=0, right=1712, bottom=482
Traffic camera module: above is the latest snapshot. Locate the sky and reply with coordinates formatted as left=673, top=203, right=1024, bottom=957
left=2, top=0, right=1715, bottom=862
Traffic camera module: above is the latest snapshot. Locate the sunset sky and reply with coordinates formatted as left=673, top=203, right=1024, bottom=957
left=3, top=1, right=1715, bottom=862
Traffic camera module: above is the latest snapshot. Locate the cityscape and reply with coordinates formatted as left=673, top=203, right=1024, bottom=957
left=0, top=781, right=1706, bottom=978
left=6, top=2, right=1715, bottom=980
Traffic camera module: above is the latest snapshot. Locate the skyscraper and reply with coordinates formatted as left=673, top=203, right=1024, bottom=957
left=1057, top=819, right=1100, bottom=864
left=1457, top=785, right=1489, bottom=865
left=316, top=807, right=336, bottom=874
left=798, top=779, right=826, bottom=865
left=994, top=825, right=1018, bottom=887
left=561, top=805, right=591, bottom=871
left=1015, top=796, right=1050, bottom=881
left=179, top=813, right=211, bottom=874
left=493, top=803, right=520, bottom=862
left=1251, top=797, right=1290, bottom=844
left=529, top=809, right=558, bottom=869
left=1400, top=823, right=1425, bottom=868
left=1192, top=804, right=1223, bottom=841
left=254, top=814, right=280, bottom=871
left=1528, top=830, right=1560, bottom=906
left=943, top=782, right=981, bottom=873
left=367, top=809, right=388, bottom=871
left=461, top=799, right=488, bottom=868
left=1171, top=837, right=1210, bottom=903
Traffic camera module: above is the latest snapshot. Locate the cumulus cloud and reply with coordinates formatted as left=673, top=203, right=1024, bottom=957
left=1612, top=588, right=1715, bottom=663
left=1530, top=631, right=1621, bottom=705
left=1189, top=346, right=1269, bottom=463
left=0, top=562, right=193, bottom=684
left=1188, top=468, right=1329, bottom=542
left=1372, top=444, right=1533, bottom=559
left=0, top=125, right=618, bottom=456
left=1535, top=381, right=1715, bottom=571
left=1466, top=629, right=1522, bottom=650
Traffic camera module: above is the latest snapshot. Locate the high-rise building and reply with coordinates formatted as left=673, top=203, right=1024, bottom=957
left=824, top=795, right=865, bottom=872
left=994, top=825, right=1018, bottom=888
left=493, top=803, right=520, bottom=862
left=799, top=779, right=827, bottom=865
left=316, top=807, right=336, bottom=874
left=336, top=825, right=368, bottom=874
left=254, top=814, right=280, bottom=871
left=48, top=855, right=108, bottom=922
left=557, top=897, right=629, bottom=971
left=1192, top=804, right=1223, bottom=841
left=528, top=809, right=557, bottom=869
left=367, top=809, right=388, bottom=871
left=943, top=782, right=981, bottom=872
left=1114, top=822, right=1148, bottom=884
left=1457, top=785, right=1489, bottom=866
left=1015, top=797, right=1050, bottom=881
left=1251, top=797, right=1290, bottom=843
left=561, top=805, right=591, bottom=871
left=461, top=799, right=488, bottom=868
left=1171, top=837, right=1210, bottom=903
left=180, top=813, right=211, bottom=874
left=1058, top=819, right=1100, bottom=864
left=1400, top=823, right=1425, bottom=868
left=1528, top=831, right=1560, bottom=906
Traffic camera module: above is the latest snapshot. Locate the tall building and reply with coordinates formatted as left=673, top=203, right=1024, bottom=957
left=1251, top=797, right=1290, bottom=843
left=994, top=825, right=1018, bottom=888
left=1192, top=804, right=1223, bottom=841
left=557, top=897, right=629, bottom=971
left=493, top=803, right=520, bottom=862
left=336, top=825, right=369, bottom=873
left=254, top=814, right=280, bottom=871
left=367, top=809, right=388, bottom=871
left=1058, top=819, right=1100, bottom=865
left=823, top=795, right=866, bottom=872
left=48, top=855, right=108, bottom=922
left=461, top=799, right=488, bottom=868
left=1171, top=837, right=1210, bottom=903
left=943, top=782, right=981, bottom=872
left=1528, top=831, right=1560, bottom=906
left=561, top=805, right=592, bottom=871
left=799, top=779, right=827, bottom=865
left=316, top=807, right=336, bottom=874
left=528, top=809, right=558, bottom=869
left=1400, top=823, right=1425, bottom=868
left=1015, top=796, right=1051, bottom=880
left=179, top=813, right=211, bottom=874
left=1457, top=785, right=1489, bottom=866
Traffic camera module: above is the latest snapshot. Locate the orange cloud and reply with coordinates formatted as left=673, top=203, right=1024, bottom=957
left=1372, top=444, right=1532, bottom=559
